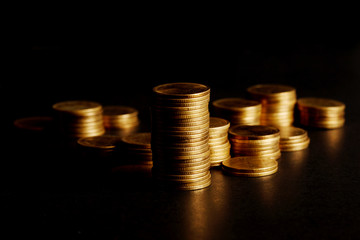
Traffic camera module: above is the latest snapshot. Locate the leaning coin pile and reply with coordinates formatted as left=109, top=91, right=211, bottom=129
left=209, top=117, right=231, bottom=167
left=151, top=82, right=211, bottom=191
left=247, top=84, right=296, bottom=127
left=212, top=98, right=262, bottom=125
left=297, top=97, right=345, bottom=129
left=278, top=126, right=310, bottom=152
left=52, top=101, right=105, bottom=137
left=229, top=125, right=281, bottom=160
left=121, top=132, right=152, bottom=165
left=222, top=156, right=278, bottom=177
left=77, top=135, right=122, bottom=157
left=103, top=105, right=140, bottom=132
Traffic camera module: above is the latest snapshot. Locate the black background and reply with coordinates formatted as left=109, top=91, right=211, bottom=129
left=3, top=16, right=360, bottom=239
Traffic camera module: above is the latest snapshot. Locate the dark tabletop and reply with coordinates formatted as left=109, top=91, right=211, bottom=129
left=3, top=34, right=360, bottom=239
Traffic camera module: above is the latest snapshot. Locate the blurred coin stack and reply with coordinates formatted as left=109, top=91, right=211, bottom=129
left=53, top=101, right=105, bottom=138
left=103, top=106, right=140, bottom=136
left=247, top=84, right=296, bottom=127
left=121, top=132, right=152, bottom=165
left=151, top=82, right=211, bottom=191
left=278, top=126, right=310, bottom=152
left=297, top=97, right=345, bottom=129
left=222, top=156, right=278, bottom=177
left=212, top=98, right=262, bottom=125
left=209, top=117, right=231, bottom=167
left=229, top=125, right=281, bottom=160
left=77, top=135, right=121, bottom=157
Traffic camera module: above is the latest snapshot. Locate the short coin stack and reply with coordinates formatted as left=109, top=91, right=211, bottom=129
left=103, top=106, right=140, bottom=134
left=229, top=125, right=281, bottom=160
left=222, top=156, right=278, bottom=177
left=212, top=98, right=261, bottom=125
left=209, top=117, right=231, bottom=167
left=77, top=135, right=122, bottom=157
left=247, top=84, right=296, bottom=127
left=121, top=132, right=152, bottom=165
left=151, top=82, right=211, bottom=191
left=278, top=126, right=310, bottom=152
left=297, top=97, right=345, bottom=129
left=53, top=101, right=105, bottom=137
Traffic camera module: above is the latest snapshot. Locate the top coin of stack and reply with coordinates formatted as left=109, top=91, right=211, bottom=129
left=103, top=105, right=140, bottom=129
left=209, top=117, right=231, bottom=167
left=277, top=126, right=310, bottom=152
left=297, top=97, right=345, bottom=129
left=77, top=135, right=122, bottom=157
left=229, top=125, right=281, bottom=160
left=222, top=156, right=278, bottom=177
left=247, top=84, right=296, bottom=127
left=151, top=82, right=211, bottom=191
left=212, top=98, right=262, bottom=125
left=121, top=132, right=152, bottom=165
left=53, top=101, right=105, bottom=137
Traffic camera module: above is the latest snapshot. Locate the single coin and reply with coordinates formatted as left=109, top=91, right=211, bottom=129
left=222, top=166, right=278, bottom=177
left=209, top=117, right=230, bottom=131
left=53, top=101, right=102, bottom=115
left=121, top=132, right=151, bottom=148
left=153, top=82, right=210, bottom=98
left=278, top=126, right=308, bottom=141
left=212, top=98, right=261, bottom=112
left=77, top=135, right=122, bottom=149
left=229, top=125, right=280, bottom=140
left=14, top=116, right=54, bottom=131
left=222, top=156, right=278, bottom=172
left=297, top=97, right=345, bottom=111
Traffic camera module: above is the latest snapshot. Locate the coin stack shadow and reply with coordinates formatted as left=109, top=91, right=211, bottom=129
left=297, top=97, right=345, bottom=129
left=151, top=83, right=211, bottom=191
left=209, top=117, right=231, bottom=167
left=278, top=126, right=310, bottom=152
left=52, top=101, right=105, bottom=138
left=212, top=98, right=262, bottom=126
left=247, top=84, right=297, bottom=127
left=229, top=125, right=281, bottom=160
left=102, top=105, right=140, bottom=136
left=121, top=132, right=152, bottom=166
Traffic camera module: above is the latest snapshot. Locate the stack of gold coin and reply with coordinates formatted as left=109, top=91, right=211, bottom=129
left=297, top=97, right=345, bottom=129
left=229, top=125, right=281, bottom=160
left=53, top=101, right=105, bottom=137
left=222, top=156, right=278, bottom=177
left=77, top=135, right=122, bottom=157
left=212, top=98, right=262, bottom=125
left=121, top=132, right=152, bottom=165
left=209, top=117, right=231, bottom=167
left=102, top=105, right=140, bottom=130
left=278, top=126, right=310, bottom=152
left=151, top=82, right=211, bottom=191
left=247, top=84, right=296, bottom=127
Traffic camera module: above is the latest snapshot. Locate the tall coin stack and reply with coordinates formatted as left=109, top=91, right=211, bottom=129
left=278, top=126, right=310, bottom=152
left=247, top=84, right=296, bottom=127
left=229, top=125, right=281, bottom=160
left=102, top=106, right=140, bottom=136
left=297, top=97, right=345, bottom=129
left=53, top=101, right=105, bottom=138
left=209, top=117, right=231, bottom=167
left=151, top=83, right=211, bottom=191
left=212, top=98, right=262, bottom=126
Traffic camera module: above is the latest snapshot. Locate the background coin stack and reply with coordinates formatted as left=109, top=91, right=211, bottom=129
left=209, top=117, right=231, bottom=167
left=297, top=97, right=345, bottom=129
left=77, top=135, right=122, bottom=157
left=121, top=132, right=152, bottom=166
left=52, top=100, right=105, bottom=138
left=151, top=82, right=211, bottom=191
left=247, top=84, right=297, bottom=127
left=222, top=156, right=278, bottom=177
left=229, top=125, right=281, bottom=160
left=278, top=126, right=310, bottom=152
left=212, top=98, right=262, bottom=125
left=102, top=106, right=140, bottom=136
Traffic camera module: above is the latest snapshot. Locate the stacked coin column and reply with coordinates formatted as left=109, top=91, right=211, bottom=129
left=151, top=83, right=211, bottom=191
left=247, top=84, right=296, bottom=127
left=209, top=117, right=231, bottom=167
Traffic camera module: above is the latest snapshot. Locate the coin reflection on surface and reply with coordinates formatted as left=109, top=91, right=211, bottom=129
left=320, top=128, right=345, bottom=158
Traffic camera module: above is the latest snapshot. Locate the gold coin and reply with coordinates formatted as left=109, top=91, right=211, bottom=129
left=152, top=146, right=210, bottom=156
left=155, top=160, right=210, bottom=172
left=154, top=137, right=209, bottom=148
left=232, top=150, right=281, bottom=160
left=152, top=127, right=209, bottom=136
left=153, top=98, right=210, bottom=107
left=152, top=122, right=209, bottom=132
left=77, top=135, right=122, bottom=149
left=121, top=132, right=151, bottom=148
left=153, top=82, right=210, bottom=99
left=247, top=84, right=296, bottom=100
left=152, top=150, right=211, bottom=161
left=229, top=125, right=280, bottom=140
left=53, top=101, right=102, bottom=116
left=280, top=138, right=310, bottom=151
left=102, top=105, right=138, bottom=119
left=222, top=156, right=278, bottom=172
left=154, top=157, right=210, bottom=167
left=209, top=135, right=228, bottom=143
left=297, top=97, right=345, bottom=111
left=212, top=98, right=261, bottom=112
left=277, top=126, right=307, bottom=141
left=209, top=117, right=230, bottom=131
left=229, top=137, right=279, bottom=145
left=222, top=166, right=278, bottom=177
left=14, top=116, right=54, bottom=131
